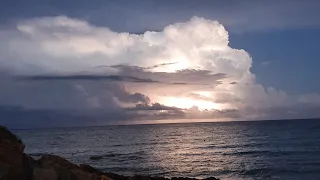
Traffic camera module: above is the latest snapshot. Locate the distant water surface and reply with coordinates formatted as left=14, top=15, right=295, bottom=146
left=15, top=119, right=320, bottom=180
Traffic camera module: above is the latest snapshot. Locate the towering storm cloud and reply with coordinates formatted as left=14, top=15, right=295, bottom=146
left=0, top=16, right=320, bottom=125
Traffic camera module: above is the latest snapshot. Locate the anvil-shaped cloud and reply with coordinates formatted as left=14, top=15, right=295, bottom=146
left=0, top=16, right=320, bottom=126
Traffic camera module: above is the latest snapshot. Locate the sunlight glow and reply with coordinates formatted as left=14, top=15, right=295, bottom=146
left=195, top=91, right=213, bottom=97
left=161, top=97, right=220, bottom=110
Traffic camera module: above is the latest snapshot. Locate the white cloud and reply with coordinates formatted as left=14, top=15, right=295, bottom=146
left=0, top=16, right=319, bottom=121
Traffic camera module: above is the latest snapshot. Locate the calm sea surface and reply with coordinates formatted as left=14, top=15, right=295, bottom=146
left=15, top=119, right=320, bottom=180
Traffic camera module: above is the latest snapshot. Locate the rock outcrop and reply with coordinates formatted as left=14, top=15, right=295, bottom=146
left=0, top=126, right=219, bottom=180
left=0, top=126, right=34, bottom=180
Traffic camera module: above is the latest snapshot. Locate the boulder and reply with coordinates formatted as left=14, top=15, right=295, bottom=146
left=104, top=172, right=127, bottom=180
left=79, top=164, right=104, bottom=175
left=36, top=154, right=105, bottom=180
left=38, top=154, right=78, bottom=170
left=0, top=126, right=24, bottom=165
left=0, top=126, right=33, bottom=180
left=33, top=168, right=58, bottom=180
left=171, top=178, right=197, bottom=180
left=128, top=175, right=170, bottom=180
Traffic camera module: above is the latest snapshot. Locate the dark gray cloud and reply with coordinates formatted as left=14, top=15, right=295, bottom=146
left=100, top=62, right=179, bottom=70
left=16, top=64, right=226, bottom=87
left=0, top=63, right=226, bottom=111
left=126, top=103, right=181, bottom=111
left=0, top=105, right=186, bottom=128
left=2, top=60, right=320, bottom=129
left=108, top=65, right=226, bottom=86
left=243, top=105, right=320, bottom=121
left=3, top=102, right=320, bottom=129
left=0, top=64, right=239, bottom=128
left=0, top=72, right=151, bottom=109
left=17, top=74, right=160, bottom=83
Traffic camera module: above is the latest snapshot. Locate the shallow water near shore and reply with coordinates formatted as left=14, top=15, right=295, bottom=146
left=15, top=119, right=320, bottom=180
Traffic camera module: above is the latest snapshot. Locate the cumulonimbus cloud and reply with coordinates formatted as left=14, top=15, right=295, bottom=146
left=0, top=16, right=319, bottom=123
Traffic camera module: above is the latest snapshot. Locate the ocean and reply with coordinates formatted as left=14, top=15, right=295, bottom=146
left=14, top=119, right=320, bottom=180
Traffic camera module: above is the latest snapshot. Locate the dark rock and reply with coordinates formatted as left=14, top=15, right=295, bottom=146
left=37, top=154, right=102, bottom=180
left=57, top=169, right=77, bottom=180
left=128, top=175, right=150, bottom=180
left=151, top=177, right=169, bottom=180
left=104, top=172, right=128, bottom=180
left=33, top=168, right=58, bottom=180
left=203, top=177, right=220, bottom=180
left=136, top=175, right=171, bottom=180
left=0, top=166, right=22, bottom=180
left=22, top=153, right=37, bottom=180
left=79, top=164, right=103, bottom=175
left=38, top=154, right=78, bottom=170
left=0, top=126, right=24, bottom=166
left=172, top=177, right=197, bottom=180
left=69, top=169, right=101, bottom=180
left=128, top=175, right=171, bottom=180
left=0, top=126, right=33, bottom=180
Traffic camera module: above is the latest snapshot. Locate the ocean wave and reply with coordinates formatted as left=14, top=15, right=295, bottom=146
left=29, top=152, right=47, bottom=156
left=17, top=120, right=320, bottom=179
left=239, top=167, right=320, bottom=176
left=89, top=151, right=147, bottom=161
left=221, top=150, right=313, bottom=156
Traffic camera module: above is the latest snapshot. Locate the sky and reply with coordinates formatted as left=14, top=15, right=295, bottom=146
left=1, top=0, right=320, bottom=128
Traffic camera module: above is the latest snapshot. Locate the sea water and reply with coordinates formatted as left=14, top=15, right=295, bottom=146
left=14, top=119, right=320, bottom=180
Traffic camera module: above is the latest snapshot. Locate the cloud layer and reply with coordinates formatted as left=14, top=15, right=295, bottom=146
left=0, top=16, right=320, bottom=126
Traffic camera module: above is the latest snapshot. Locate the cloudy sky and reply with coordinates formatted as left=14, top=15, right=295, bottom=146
left=1, top=0, right=320, bottom=128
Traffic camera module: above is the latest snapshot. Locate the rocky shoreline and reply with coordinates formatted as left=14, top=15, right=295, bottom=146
left=0, top=126, right=219, bottom=180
